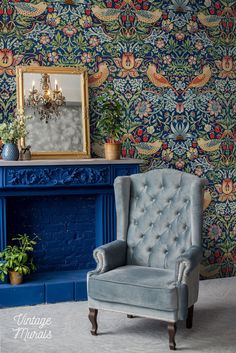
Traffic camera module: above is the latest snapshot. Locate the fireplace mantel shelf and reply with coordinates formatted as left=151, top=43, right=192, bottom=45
left=0, top=159, right=141, bottom=308
left=0, top=158, right=141, bottom=166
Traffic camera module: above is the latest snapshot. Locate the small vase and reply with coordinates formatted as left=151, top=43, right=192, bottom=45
left=9, top=271, right=23, bottom=285
left=1, top=143, right=19, bottom=161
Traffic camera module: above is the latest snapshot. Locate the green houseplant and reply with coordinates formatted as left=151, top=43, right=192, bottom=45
left=0, top=234, right=38, bottom=285
left=0, top=116, right=28, bottom=161
left=96, top=93, right=124, bottom=160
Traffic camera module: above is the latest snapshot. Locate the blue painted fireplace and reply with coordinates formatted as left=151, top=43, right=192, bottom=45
left=0, top=159, right=140, bottom=308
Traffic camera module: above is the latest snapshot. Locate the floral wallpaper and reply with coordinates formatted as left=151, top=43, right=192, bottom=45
left=0, top=0, right=235, bottom=278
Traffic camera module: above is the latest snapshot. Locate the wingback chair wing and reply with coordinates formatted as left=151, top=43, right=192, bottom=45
left=87, top=169, right=205, bottom=350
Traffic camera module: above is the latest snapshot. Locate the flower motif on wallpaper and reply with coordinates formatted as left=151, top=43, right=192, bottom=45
left=48, top=52, right=59, bottom=63
left=79, top=15, right=93, bottom=28
left=162, top=148, right=174, bottom=162
left=162, top=19, right=174, bottom=32
left=89, top=36, right=100, bottom=47
left=187, top=147, right=198, bottom=160
left=81, top=52, right=92, bottom=63
left=208, top=224, right=222, bottom=241
left=63, top=23, right=77, bottom=37
left=207, top=100, right=222, bottom=116
left=40, top=35, right=50, bottom=45
left=0, top=49, right=23, bottom=76
left=215, top=179, right=236, bottom=202
left=46, top=13, right=60, bottom=27
left=215, top=56, right=236, bottom=79
left=135, top=101, right=152, bottom=119
left=114, top=53, right=142, bottom=78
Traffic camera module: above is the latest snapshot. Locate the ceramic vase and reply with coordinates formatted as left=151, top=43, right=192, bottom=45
left=1, top=143, right=19, bottom=161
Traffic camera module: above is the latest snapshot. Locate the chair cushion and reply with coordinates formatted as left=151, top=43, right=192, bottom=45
left=88, top=265, right=178, bottom=311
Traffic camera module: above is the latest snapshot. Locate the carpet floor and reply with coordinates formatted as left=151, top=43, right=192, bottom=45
left=0, top=277, right=235, bottom=353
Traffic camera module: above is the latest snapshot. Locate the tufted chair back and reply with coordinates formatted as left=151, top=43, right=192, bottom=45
left=115, top=169, right=204, bottom=270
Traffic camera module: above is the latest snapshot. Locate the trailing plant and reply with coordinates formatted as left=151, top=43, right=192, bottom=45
left=0, top=233, right=38, bottom=282
left=95, top=93, right=124, bottom=143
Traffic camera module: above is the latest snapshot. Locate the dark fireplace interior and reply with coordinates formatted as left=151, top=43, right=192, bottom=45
left=7, top=195, right=96, bottom=273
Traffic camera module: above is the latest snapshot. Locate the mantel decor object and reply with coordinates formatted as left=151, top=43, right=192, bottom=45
left=0, top=116, right=28, bottom=161
left=16, top=66, right=90, bottom=160
left=2, top=143, right=19, bottom=161
left=95, top=93, right=123, bottom=160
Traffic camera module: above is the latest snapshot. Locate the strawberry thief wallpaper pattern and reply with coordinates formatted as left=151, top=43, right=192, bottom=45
left=0, top=0, right=235, bottom=279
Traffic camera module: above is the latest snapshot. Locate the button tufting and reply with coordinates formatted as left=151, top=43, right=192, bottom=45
left=140, top=234, right=144, bottom=238
left=156, top=235, right=160, bottom=239
left=148, top=247, right=152, bottom=252
left=149, top=222, right=154, bottom=227
left=158, top=211, right=162, bottom=215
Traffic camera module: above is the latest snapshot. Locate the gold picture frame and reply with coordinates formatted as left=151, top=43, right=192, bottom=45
left=16, top=66, right=90, bottom=159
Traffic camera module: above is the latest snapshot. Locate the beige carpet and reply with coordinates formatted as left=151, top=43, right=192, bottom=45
left=0, top=277, right=235, bottom=353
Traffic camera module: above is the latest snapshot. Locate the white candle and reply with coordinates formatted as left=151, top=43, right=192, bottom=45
left=55, top=80, right=59, bottom=91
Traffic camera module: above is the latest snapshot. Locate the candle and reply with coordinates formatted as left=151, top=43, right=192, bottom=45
left=32, top=80, right=35, bottom=91
left=55, top=80, right=59, bottom=91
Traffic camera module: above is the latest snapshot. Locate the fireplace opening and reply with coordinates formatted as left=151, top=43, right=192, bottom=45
left=6, top=195, right=96, bottom=273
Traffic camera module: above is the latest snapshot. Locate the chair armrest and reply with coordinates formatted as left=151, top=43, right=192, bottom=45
left=175, top=246, right=202, bottom=284
left=92, top=240, right=127, bottom=274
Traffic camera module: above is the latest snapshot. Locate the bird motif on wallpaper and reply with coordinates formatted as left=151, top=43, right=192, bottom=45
left=88, top=62, right=109, bottom=88
left=197, top=12, right=221, bottom=28
left=203, top=190, right=212, bottom=211
left=135, top=140, right=162, bottom=155
left=92, top=3, right=162, bottom=24
left=182, top=65, right=212, bottom=94
left=13, top=2, right=47, bottom=17
left=135, top=9, right=162, bottom=24
left=197, top=138, right=221, bottom=152
left=92, top=6, right=120, bottom=22
left=147, top=64, right=178, bottom=95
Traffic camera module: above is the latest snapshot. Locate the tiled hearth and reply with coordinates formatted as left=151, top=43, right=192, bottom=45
left=0, top=159, right=140, bottom=308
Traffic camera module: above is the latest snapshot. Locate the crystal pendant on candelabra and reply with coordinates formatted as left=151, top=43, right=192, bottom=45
left=26, top=73, right=65, bottom=123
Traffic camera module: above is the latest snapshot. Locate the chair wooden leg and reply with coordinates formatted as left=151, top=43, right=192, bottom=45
left=88, top=308, right=98, bottom=336
left=127, top=314, right=135, bottom=318
left=186, top=305, right=194, bottom=329
left=168, top=322, right=177, bottom=350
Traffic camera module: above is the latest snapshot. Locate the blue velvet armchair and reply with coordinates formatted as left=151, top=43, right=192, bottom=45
left=87, top=169, right=205, bottom=350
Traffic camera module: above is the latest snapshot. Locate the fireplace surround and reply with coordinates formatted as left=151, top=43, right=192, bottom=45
left=0, top=159, right=140, bottom=308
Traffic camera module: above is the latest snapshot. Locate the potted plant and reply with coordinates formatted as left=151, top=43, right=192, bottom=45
left=0, top=233, right=38, bottom=285
left=96, top=93, right=124, bottom=160
left=0, top=116, right=28, bottom=161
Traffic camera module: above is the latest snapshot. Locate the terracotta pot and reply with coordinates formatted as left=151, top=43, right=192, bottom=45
left=104, top=143, right=121, bottom=160
left=9, top=271, right=23, bottom=285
